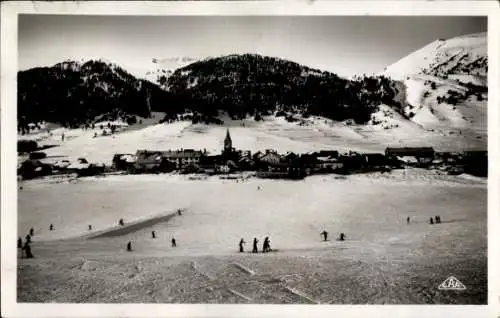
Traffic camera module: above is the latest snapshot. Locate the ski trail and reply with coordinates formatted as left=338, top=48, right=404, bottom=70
left=231, top=262, right=255, bottom=276
left=228, top=288, right=253, bottom=302
left=282, top=286, right=319, bottom=304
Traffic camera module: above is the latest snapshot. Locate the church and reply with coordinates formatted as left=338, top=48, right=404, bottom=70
left=223, top=128, right=235, bottom=155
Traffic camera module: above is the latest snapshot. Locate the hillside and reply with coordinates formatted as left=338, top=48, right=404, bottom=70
left=17, top=59, right=180, bottom=130
left=164, top=54, right=402, bottom=124
left=18, top=55, right=404, bottom=128
left=380, top=33, right=487, bottom=134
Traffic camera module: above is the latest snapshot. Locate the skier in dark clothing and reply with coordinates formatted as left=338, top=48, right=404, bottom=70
left=119, top=218, right=124, bottom=226
left=252, top=238, right=259, bottom=253
left=25, top=234, right=31, bottom=243
left=321, top=230, right=328, bottom=241
left=88, top=225, right=92, bottom=231
left=407, top=217, right=410, bottom=224
left=429, top=217, right=434, bottom=225
left=29, top=228, right=34, bottom=236
left=49, top=224, right=54, bottom=231
left=339, top=233, right=346, bottom=241
left=239, top=238, right=246, bottom=253
left=23, top=242, right=33, bottom=258
left=18, top=237, right=23, bottom=249
left=126, top=241, right=132, bottom=252
left=171, top=238, right=177, bottom=247
left=152, top=231, right=156, bottom=239
left=435, top=215, right=441, bottom=224
left=263, top=236, right=271, bottom=253
left=177, top=209, right=182, bottom=216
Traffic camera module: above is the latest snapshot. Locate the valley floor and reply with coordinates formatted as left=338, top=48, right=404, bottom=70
left=17, top=171, right=487, bottom=304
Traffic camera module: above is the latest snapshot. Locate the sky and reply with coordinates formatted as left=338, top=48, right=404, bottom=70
left=18, top=15, right=486, bottom=78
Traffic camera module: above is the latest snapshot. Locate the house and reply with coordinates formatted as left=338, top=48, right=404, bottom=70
left=198, top=155, right=220, bottom=174
left=134, top=150, right=184, bottom=172
left=385, top=147, right=435, bottom=158
left=385, top=147, right=435, bottom=166
left=316, top=156, right=343, bottom=172
left=112, top=153, right=136, bottom=171
left=238, top=156, right=255, bottom=171
left=363, top=153, right=388, bottom=167
left=134, top=150, right=164, bottom=171
left=161, top=149, right=204, bottom=169
left=260, top=150, right=282, bottom=165
left=256, top=151, right=305, bottom=179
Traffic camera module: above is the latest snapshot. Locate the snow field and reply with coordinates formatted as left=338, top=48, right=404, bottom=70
left=18, top=172, right=486, bottom=260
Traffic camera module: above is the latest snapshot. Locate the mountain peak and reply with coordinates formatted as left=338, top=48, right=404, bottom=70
left=382, top=32, right=487, bottom=81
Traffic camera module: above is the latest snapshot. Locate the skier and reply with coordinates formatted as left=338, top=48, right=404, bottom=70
left=119, top=218, right=124, bottom=226
left=49, top=224, right=54, bottom=231
left=61, top=133, right=65, bottom=142
left=29, top=227, right=34, bottom=236
left=429, top=217, right=434, bottom=225
left=17, top=237, right=23, bottom=249
left=171, top=238, right=177, bottom=247
left=23, top=242, right=34, bottom=259
left=339, top=233, right=346, bottom=241
left=152, top=230, right=156, bottom=239
left=252, top=237, right=259, bottom=253
left=321, top=230, right=328, bottom=241
left=88, top=225, right=92, bottom=231
left=406, top=217, right=410, bottom=224
left=263, top=236, right=271, bottom=253
left=25, top=234, right=31, bottom=243
left=126, top=241, right=132, bottom=252
left=435, top=215, right=441, bottom=224
left=239, top=238, right=246, bottom=253
left=177, top=209, right=182, bottom=216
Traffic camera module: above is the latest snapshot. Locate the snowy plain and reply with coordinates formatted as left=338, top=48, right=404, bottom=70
left=17, top=170, right=487, bottom=304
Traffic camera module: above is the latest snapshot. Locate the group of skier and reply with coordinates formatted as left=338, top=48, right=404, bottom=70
left=429, top=215, right=442, bottom=225
left=239, top=236, right=271, bottom=253
left=18, top=227, right=36, bottom=258
left=406, top=216, right=443, bottom=225
left=320, top=230, right=346, bottom=242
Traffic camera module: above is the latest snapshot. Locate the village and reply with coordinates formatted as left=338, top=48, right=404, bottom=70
left=17, top=128, right=487, bottom=181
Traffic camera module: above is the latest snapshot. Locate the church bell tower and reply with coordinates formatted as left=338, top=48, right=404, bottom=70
left=224, top=129, right=232, bottom=154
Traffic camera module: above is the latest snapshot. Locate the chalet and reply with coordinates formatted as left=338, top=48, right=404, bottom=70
left=316, top=156, right=343, bottom=172
left=260, top=150, right=282, bottom=165
left=238, top=156, right=255, bottom=171
left=134, top=150, right=166, bottom=172
left=112, top=153, right=136, bottom=171
left=385, top=147, right=435, bottom=159
left=134, top=149, right=204, bottom=172
left=256, top=151, right=305, bottom=179
left=385, top=147, right=435, bottom=166
left=161, top=149, right=204, bottom=168
left=363, top=153, right=389, bottom=167
left=198, top=155, right=220, bottom=174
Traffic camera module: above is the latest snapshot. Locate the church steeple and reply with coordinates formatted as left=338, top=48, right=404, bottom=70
left=224, top=129, right=232, bottom=154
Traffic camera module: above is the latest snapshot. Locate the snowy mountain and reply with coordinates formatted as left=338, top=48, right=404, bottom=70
left=375, top=33, right=487, bottom=136
left=382, top=32, right=487, bottom=81
left=17, top=59, right=175, bottom=128
left=143, top=57, right=198, bottom=85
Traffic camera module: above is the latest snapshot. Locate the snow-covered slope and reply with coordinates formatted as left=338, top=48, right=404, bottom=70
left=379, top=33, right=487, bottom=137
left=383, top=32, right=487, bottom=81
left=139, top=57, right=198, bottom=84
